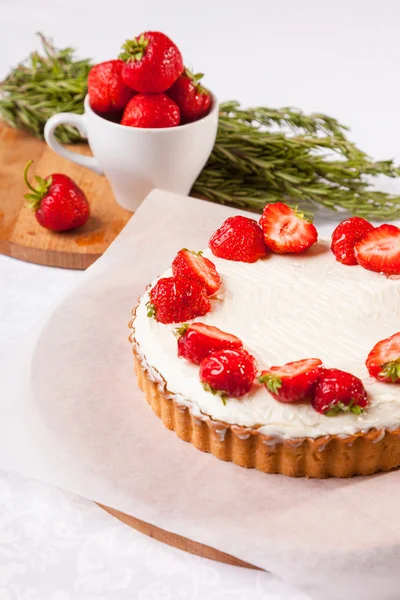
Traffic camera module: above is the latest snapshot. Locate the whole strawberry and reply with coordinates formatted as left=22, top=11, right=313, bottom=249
left=88, top=60, right=134, bottom=113
left=119, top=32, right=183, bottom=93
left=260, top=203, right=318, bottom=253
left=312, top=368, right=368, bottom=415
left=176, top=322, right=243, bottom=365
left=331, top=217, right=374, bottom=265
left=121, top=93, right=180, bottom=128
left=167, top=69, right=211, bottom=123
left=172, top=249, right=220, bottom=295
left=24, top=161, right=89, bottom=232
left=209, top=216, right=267, bottom=263
left=354, top=224, right=400, bottom=276
left=259, top=358, right=323, bottom=403
left=366, top=332, right=400, bottom=382
left=148, top=276, right=210, bottom=324
left=200, top=349, right=257, bottom=399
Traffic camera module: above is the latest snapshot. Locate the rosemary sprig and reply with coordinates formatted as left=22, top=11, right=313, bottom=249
left=0, top=33, right=92, bottom=144
left=193, top=102, right=400, bottom=220
left=1, top=36, right=400, bottom=220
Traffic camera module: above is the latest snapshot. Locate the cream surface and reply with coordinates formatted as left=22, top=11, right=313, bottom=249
left=133, top=240, right=400, bottom=438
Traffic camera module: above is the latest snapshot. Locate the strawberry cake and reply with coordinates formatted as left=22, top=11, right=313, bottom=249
left=129, top=204, right=400, bottom=477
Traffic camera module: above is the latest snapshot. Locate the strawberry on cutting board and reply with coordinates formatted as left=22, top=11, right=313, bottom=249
left=167, top=68, right=211, bottom=123
left=259, top=203, right=318, bottom=253
left=209, top=216, right=267, bottom=263
left=172, top=249, right=221, bottom=295
left=121, top=93, right=180, bottom=128
left=259, top=358, right=324, bottom=403
left=200, top=349, right=257, bottom=399
left=312, top=369, right=368, bottom=415
left=176, top=322, right=243, bottom=365
left=24, top=160, right=89, bottom=232
left=366, top=332, right=400, bottom=382
left=331, top=217, right=374, bottom=265
left=148, top=276, right=210, bottom=324
left=119, top=32, right=183, bottom=93
left=354, top=224, right=400, bottom=275
left=88, top=60, right=134, bottom=113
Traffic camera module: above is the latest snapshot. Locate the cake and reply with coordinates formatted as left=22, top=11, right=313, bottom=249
left=129, top=205, right=400, bottom=478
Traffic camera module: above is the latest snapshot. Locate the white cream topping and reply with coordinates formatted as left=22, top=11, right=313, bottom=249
left=133, top=240, right=400, bottom=439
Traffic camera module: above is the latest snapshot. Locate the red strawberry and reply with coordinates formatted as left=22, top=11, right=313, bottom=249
left=176, top=322, right=243, bottom=365
left=200, top=349, right=257, bottom=399
left=259, top=358, right=324, bottom=403
left=354, top=224, right=400, bottom=275
left=119, top=32, right=183, bottom=93
left=88, top=60, right=134, bottom=113
left=167, top=69, right=211, bottom=123
left=331, top=217, right=374, bottom=266
left=172, top=249, right=221, bottom=295
left=312, top=368, right=368, bottom=415
left=209, top=216, right=267, bottom=263
left=121, top=93, right=180, bottom=128
left=148, top=277, right=210, bottom=324
left=24, top=161, right=89, bottom=232
left=259, top=203, right=318, bottom=253
left=366, top=332, right=400, bottom=382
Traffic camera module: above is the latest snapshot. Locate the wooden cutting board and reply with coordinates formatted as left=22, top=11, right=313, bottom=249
left=98, top=504, right=259, bottom=569
left=0, top=123, right=132, bottom=269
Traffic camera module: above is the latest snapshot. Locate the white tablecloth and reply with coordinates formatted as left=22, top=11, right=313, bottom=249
left=0, top=254, right=309, bottom=599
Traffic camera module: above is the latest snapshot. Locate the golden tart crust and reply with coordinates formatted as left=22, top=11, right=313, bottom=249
left=130, top=317, right=400, bottom=479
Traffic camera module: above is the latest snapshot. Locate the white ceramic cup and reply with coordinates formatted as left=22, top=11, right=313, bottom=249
left=44, top=95, right=219, bottom=212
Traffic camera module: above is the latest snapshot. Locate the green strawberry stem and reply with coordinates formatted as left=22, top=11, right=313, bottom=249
left=23, top=160, right=52, bottom=211
left=380, top=359, right=400, bottom=382
left=184, top=67, right=208, bottom=95
left=119, top=35, right=149, bottom=62
left=325, top=399, right=364, bottom=417
left=174, top=323, right=189, bottom=338
left=259, top=373, right=282, bottom=395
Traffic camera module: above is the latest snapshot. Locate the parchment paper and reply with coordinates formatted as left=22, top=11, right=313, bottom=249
left=1, top=190, right=400, bottom=600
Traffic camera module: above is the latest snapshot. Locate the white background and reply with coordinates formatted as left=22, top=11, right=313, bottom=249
left=2, top=1, right=400, bottom=598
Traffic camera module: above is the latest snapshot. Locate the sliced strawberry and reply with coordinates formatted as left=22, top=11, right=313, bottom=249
left=259, top=358, right=323, bottom=403
left=354, top=224, right=400, bottom=275
left=366, top=332, right=400, bottom=382
left=172, top=249, right=221, bottom=295
left=200, top=349, right=257, bottom=399
left=176, top=322, right=243, bottom=364
left=209, top=216, right=267, bottom=263
left=312, top=368, right=368, bottom=415
left=148, top=276, right=210, bottom=324
left=259, top=203, right=318, bottom=253
left=331, top=217, right=374, bottom=265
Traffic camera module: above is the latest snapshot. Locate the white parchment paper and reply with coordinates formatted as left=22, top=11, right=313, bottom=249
left=1, top=190, right=400, bottom=600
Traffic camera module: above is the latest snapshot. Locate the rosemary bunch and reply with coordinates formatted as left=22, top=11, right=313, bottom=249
left=0, top=34, right=92, bottom=144
left=193, top=102, right=400, bottom=220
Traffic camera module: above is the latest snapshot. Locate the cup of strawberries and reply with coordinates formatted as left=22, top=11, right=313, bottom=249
left=44, top=31, right=218, bottom=212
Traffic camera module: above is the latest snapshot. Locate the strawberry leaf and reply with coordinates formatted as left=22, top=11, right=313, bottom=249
left=173, top=323, right=189, bottom=338
left=380, top=359, right=400, bottom=382
left=259, top=373, right=282, bottom=395
left=146, top=302, right=156, bottom=318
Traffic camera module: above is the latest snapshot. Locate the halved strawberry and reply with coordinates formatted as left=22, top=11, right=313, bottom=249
left=176, top=322, right=243, bottom=364
left=172, top=249, right=221, bottom=295
left=259, top=203, right=318, bottom=253
left=366, top=332, right=400, bottom=382
left=354, top=224, right=400, bottom=275
left=331, top=217, right=374, bottom=265
left=259, top=358, right=324, bottom=403
left=148, top=276, right=210, bottom=324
